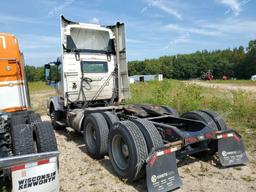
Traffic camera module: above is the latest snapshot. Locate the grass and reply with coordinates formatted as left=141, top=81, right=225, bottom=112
left=28, top=80, right=256, bottom=151
left=28, top=81, right=54, bottom=93
left=206, top=80, right=256, bottom=86
left=127, top=80, right=256, bottom=151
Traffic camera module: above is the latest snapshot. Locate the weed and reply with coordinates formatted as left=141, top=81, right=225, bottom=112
left=241, top=175, right=256, bottom=182
left=28, top=81, right=53, bottom=93
left=127, top=80, right=256, bottom=151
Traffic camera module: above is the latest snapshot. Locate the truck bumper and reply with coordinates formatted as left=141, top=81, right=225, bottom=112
left=0, top=151, right=59, bottom=169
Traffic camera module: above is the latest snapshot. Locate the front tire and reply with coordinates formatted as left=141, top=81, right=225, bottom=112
left=50, top=107, right=65, bottom=130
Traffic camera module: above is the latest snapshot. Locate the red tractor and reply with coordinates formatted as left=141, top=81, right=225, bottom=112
left=201, top=70, right=214, bottom=80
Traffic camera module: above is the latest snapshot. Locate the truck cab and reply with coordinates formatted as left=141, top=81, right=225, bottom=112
left=45, top=16, right=130, bottom=112
left=0, top=33, right=29, bottom=112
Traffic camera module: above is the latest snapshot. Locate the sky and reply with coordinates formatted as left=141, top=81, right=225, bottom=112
left=0, top=0, right=255, bottom=66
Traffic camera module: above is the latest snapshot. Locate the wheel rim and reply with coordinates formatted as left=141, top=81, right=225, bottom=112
left=85, top=122, right=97, bottom=152
left=112, top=134, right=129, bottom=170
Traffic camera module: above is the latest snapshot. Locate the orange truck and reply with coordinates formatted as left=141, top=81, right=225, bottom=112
left=0, top=33, right=59, bottom=192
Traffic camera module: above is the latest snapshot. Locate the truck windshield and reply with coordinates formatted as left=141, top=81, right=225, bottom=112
left=82, top=61, right=108, bottom=73
left=68, top=28, right=112, bottom=52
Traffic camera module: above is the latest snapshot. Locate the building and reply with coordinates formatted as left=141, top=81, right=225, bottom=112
left=251, top=75, right=256, bottom=81
left=129, top=74, right=163, bottom=84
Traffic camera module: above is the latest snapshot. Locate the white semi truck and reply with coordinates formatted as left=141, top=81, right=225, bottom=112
left=45, top=16, right=248, bottom=192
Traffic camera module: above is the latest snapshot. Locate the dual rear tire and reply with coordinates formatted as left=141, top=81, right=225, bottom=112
left=83, top=113, right=109, bottom=159
left=11, top=114, right=58, bottom=156
left=108, top=119, right=163, bottom=181
left=83, top=112, right=163, bottom=181
left=181, top=110, right=227, bottom=156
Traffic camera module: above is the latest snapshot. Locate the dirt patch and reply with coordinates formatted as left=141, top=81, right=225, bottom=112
left=186, top=81, right=256, bottom=93
left=30, top=90, right=55, bottom=115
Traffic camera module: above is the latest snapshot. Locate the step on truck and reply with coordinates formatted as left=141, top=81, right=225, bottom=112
left=45, top=16, right=248, bottom=192
left=0, top=32, right=59, bottom=192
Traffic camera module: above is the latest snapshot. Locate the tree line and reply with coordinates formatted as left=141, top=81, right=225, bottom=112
left=128, top=40, right=256, bottom=79
left=25, top=40, right=256, bottom=81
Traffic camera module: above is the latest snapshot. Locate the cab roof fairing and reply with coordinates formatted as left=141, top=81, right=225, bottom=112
left=63, top=24, right=115, bottom=39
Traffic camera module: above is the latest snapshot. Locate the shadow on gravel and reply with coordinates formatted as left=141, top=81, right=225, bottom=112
left=54, top=127, right=147, bottom=191
left=177, top=153, right=223, bottom=169
left=99, top=158, right=147, bottom=192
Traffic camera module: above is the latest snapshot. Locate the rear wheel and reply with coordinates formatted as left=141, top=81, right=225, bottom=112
left=182, top=111, right=218, bottom=131
left=83, top=113, right=109, bottom=159
left=29, top=112, right=42, bottom=124
left=33, top=122, right=58, bottom=152
left=160, top=106, right=179, bottom=117
left=11, top=124, right=35, bottom=155
left=108, top=121, right=148, bottom=181
left=10, top=114, right=27, bottom=127
left=102, top=111, right=119, bottom=129
left=132, top=119, right=163, bottom=152
left=200, top=110, right=228, bottom=131
left=182, top=110, right=219, bottom=156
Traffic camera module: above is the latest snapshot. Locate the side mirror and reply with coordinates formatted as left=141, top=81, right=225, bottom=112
left=44, top=63, right=58, bottom=85
left=44, top=64, right=51, bottom=85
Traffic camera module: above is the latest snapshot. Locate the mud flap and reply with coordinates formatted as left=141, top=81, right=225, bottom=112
left=146, top=148, right=182, bottom=192
left=217, top=132, right=248, bottom=167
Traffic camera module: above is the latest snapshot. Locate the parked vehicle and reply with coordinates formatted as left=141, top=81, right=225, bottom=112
left=201, top=70, right=214, bottom=80
left=0, top=32, right=59, bottom=192
left=45, top=16, right=248, bottom=192
left=251, top=75, right=256, bottom=81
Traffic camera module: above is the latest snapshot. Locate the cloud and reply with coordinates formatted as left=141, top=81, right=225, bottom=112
left=127, top=38, right=145, bottom=44
left=201, top=18, right=256, bottom=36
left=19, top=35, right=59, bottom=49
left=225, top=0, right=251, bottom=16
left=0, top=14, right=40, bottom=24
left=90, top=17, right=100, bottom=24
left=218, top=0, right=240, bottom=15
left=165, top=24, right=221, bottom=36
left=18, top=35, right=60, bottom=65
left=48, top=0, right=76, bottom=17
left=218, top=0, right=251, bottom=16
left=141, top=0, right=182, bottom=20
left=164, top=33, right=190, bottom=50
left=165, top=17, right=256, bottom=40
left=38, top=0, right=58, bottom=7
left=23, top=51, right=60, bottom=66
